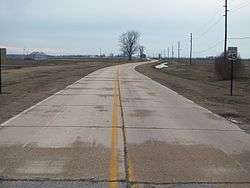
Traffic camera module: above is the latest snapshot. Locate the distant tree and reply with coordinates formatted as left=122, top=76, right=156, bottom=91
left=139, top=45, right=145, bottom=58
left=119, top=31, right=140, bottom=61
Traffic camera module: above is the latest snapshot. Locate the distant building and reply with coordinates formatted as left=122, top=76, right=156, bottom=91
left=26, top=52, right=48, bottom=60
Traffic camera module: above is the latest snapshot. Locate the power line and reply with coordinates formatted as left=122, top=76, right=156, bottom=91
left=167, top=47, right=170, bottom=59
left=194, top=8, right=222, bottom=35
left=231, top=0, right=250, bottom=12
left=194, top=40, right=223, bottom=54
left=190, top=33, right=193, bottom=64
left=229, top=36, right=250, bottom=40
left=172, top=45, right=174, bottom=59
left=178, top=42, right=181, bottom=59
left=196, top=17, right=223, bottom=39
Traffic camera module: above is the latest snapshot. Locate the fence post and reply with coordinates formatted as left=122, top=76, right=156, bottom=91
left=0, top=48, right=6, bottom=94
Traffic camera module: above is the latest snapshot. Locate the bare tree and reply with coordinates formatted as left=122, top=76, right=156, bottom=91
left=119, top=31, right=140, bottom=60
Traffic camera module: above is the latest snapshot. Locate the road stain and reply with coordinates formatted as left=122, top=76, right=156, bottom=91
left=94, top=105, right=108, bottom=112
left=128, top=160, right=140, bottom=188
left=0, top=140, right=111, bottom=179
left=147, top=92, right=157, bottom=97
left=127, top=140, right=250, bottom=183
left=97, top=94, right=114, bottom=98
left=15, top=160, right=64, bottom=174
left=121, top=81, right=143, bottom=83
left=1, top=137, right=248, bottom=183
left=44, top=109, right=63, bottom=113
left=102, top=87, right=113, bottom=91
left=66, top=87, right=91, bottom=90
left=122, top=97, right=154, bottom=102
left=128, top=110, right=153, bottom=118
left=64, top=137, right=110, bottom=179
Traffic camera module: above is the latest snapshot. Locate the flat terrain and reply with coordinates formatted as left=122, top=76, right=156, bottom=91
left=0, top=59, right=135, bottom=124
left=136, top=60, right=250, bottom=133
left=0, top=62, right=250, bottom=188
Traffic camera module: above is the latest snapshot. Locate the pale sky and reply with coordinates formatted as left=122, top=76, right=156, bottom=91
left=0, top=0, right=249, bottom=57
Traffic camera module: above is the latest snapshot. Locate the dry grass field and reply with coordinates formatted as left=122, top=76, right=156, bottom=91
left=136, top=59, right=250, bottom=133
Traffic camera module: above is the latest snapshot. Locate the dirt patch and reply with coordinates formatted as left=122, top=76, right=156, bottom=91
left=0, top=59, right=137, bottom=124
left=136, top=61, right=250, bottom=132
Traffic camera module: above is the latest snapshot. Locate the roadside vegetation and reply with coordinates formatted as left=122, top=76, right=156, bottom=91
left=136, top=59, right=250, bottom=132
left=214, top=53, right=244, bottom=80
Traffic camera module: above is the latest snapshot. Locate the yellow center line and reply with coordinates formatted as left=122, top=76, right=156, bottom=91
left=109, top=67, right=140, bottom=188
left=109, top=68, right=120, bottom=188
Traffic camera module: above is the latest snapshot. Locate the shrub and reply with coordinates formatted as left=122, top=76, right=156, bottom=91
left=214, top=52, right=244, bottom=80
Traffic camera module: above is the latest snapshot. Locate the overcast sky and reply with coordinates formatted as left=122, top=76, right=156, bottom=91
left=0, top=0, right=249, bottom=57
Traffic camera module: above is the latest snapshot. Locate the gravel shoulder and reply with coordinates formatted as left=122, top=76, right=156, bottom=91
left=135, top=60, right=250, bottom=133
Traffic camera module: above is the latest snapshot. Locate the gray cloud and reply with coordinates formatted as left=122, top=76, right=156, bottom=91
left=0, top=0, right=249, bottom=57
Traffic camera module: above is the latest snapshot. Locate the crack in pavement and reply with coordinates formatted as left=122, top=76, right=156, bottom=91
left=117, top=67, right=130, bottom=188
left=117, top=67, right=141, bottom=188
left=1, top=178, right=250, bottom=185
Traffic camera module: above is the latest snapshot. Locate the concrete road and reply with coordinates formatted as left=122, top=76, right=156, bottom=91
left=0, top=62, right=250, bottom=188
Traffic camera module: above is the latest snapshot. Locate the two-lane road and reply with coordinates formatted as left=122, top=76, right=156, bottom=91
left=0, top=62, right=250, bottom=188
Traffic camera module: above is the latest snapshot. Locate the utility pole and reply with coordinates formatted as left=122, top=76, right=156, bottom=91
left=190, top=33, right=193, bottom=64
left=172, top=45, right=174, bottom=59
left=167, top=47, right=170, bottom=59
left=0, top=48, right=6, bottom=94
left=99, top=48, right=102, bottom=57
left=23, top=48, right=25, bottom=59
left=230, top=59, right=234, bottom=96
left=0, top=50, right=2, bottom=94
left=224, top=0, right=228, bottom=64
left=178, top=42, right=181, bottom=59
